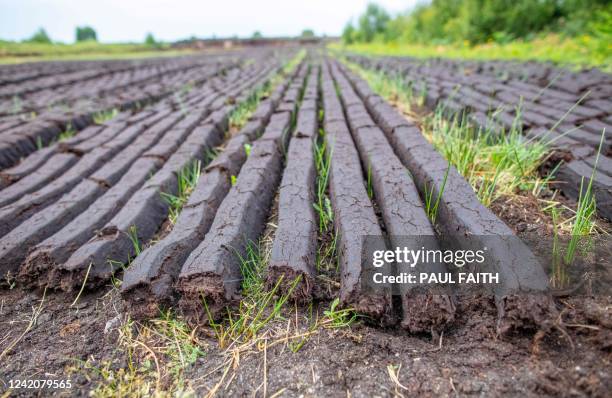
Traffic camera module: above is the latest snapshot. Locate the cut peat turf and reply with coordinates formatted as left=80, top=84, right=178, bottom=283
left=321, top=60, right=393, bottom=324
left=338, top=59, right=557, bottom=333
left=0, top=50, right=610, bottom=396
left=267, top=65, right=319, bottom=302
left=121, top=67, right=298, bottom=318
left=330, top=60, right=455, bottom=333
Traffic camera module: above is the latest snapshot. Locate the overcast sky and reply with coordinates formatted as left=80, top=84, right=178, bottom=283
left=0, top=0, right=416, bottom=43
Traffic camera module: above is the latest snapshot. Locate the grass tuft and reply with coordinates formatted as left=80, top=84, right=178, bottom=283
left=93, top=108, right=119, bottom=125
left=205, top=240, right=301, bottom=349
left=313, top=129, right=333, bottom=233
left=424, top=162, right=450, bottom=223
left=127, top=225, right=142, bottom=256
left=323, top=298, right=358, bottom=328
left=424, top=109, right=550, bottom=207
left=366, top=164, right=374, bottom=199
left=229, top=82, right=270, bottom=130
left=160, top=160, right=202, bottom=225
left=57, top=122, right=76, bottom=141
left=347, top=58, right=552, bottom=209
left=564, top=130, right=605, bottom=265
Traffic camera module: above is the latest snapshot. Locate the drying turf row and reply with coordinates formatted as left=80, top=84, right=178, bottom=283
left=0, top=51, right=259, bottom=168
left=0, top=51, right=290, bottom=283
left=121, top=59, right=304, bottom=318
left=174, top=61, right=311, bottom=321
left=347, top=54, right=612, bottom=220
left=1, top=54, right=555, bottom=333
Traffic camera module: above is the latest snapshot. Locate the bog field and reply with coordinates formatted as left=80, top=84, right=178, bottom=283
left=0, top=44, right=610, bottom=397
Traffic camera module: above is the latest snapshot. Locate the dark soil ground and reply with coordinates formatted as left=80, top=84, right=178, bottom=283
left=1, top=272, right=610, bottom=397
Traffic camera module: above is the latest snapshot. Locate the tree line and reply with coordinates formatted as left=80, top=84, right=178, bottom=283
left=24, top=27, right=160, bottom=46
left=342, top=0, right=612, bottom=45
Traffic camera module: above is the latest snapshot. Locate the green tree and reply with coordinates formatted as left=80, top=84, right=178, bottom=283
left=342, top=0, right=612, bottom=45
left=145, top=32, right=157, bottom=46
left=76, top=26, right=97, bottom=42
left=342, top=22, right=356, bottom=44
left=357, top=3, right=390, bottom=42
left=301, top=29, right=315, bottom=38
left=252, top=31, right=263, bottom=39
left=27, top=28, right=51, bottom=44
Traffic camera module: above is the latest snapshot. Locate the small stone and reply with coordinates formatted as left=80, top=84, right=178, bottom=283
left=37, top=312, right=52, bottom=324
left=104, top=315, right=121, bottom=334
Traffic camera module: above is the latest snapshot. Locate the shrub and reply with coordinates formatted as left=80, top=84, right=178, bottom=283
left=26, top=28, right=51, bottom=44
left=76, top=26, right=97, bottom=42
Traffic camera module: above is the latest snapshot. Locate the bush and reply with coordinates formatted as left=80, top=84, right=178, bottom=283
left=342, top=22, right=356, bottom=44
left=145, top=33, right=157, bottom=46
left=76, top=26, right=97, bottom=42
left=301, top=29, right=315, bottom=38
left=26, top=28, right=52, bottom=44
left=356, top=3, right=390, bottom=42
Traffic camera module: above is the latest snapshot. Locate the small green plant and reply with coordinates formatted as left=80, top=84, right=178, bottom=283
left=313, top=131, right=333, bottom=233
left=93, top=108, right=119, bottom=124
left=57, top=123, right=76, bottom=141
left=205, top=240, right=301, bottom=348
left=366, top=163, right=374, bottom=199
left=4, top=272, right=16, bottom=290
left=127, top=225, right=142, bottom=256
left=425, top=109, right=549, bottom=206
left=230, top=175, right=237, bottom=186
left=476, top=164, right=502, bottom=207
left=564, top=130, right=605, bottom=265
left=424, top=163, right=450, bottom=223
left=323, top=298, right=358, bottom=328
left=160, top=160, right=202, bottom=224
left=344, top=59, right=414, bottom=109
left=550, top=206, right=569, bottom=288
left=150, top=310, right=205, bottom=377
left=316, top=229, right=338, bottom=272
left=73, top=311, right=203, bottom=396
left=228, top=84, right=268, bottom=130
left=243, top=143, right=252, bottom=156
left=204, top=148, right=219, bottom=163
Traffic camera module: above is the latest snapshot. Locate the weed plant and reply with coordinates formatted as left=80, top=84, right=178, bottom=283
left=160, top=160, right=202, bottom=224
